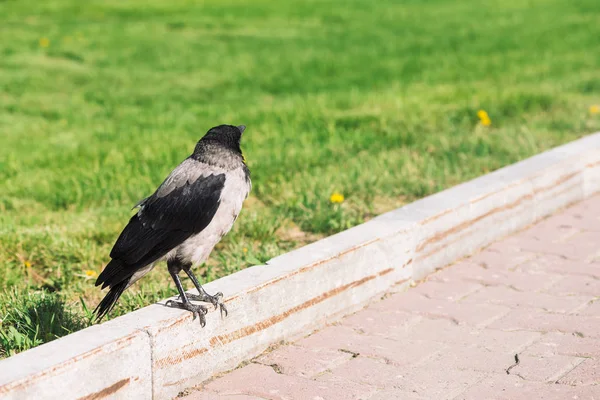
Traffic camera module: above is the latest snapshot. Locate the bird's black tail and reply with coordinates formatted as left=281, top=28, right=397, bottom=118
left=94, top=279, right=129, bottom=321
left=94, top=259, right=132, bottom=321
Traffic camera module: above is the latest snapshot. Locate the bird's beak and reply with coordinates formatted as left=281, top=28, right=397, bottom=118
left=237, top=125, right=246, bottom=134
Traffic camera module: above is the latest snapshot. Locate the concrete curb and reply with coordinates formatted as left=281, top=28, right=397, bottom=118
left=2, top=133, right=600, bottom=399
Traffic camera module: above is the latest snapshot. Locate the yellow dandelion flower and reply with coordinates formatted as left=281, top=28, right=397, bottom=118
left=243, top=247, right=248, bottom=253
left=84, top=270, right=97, bottom=278
left=24, top=261, right=32, bottom=268
left=330, top=192, right=344, bottom=204
left=39, top=37, right=50, bottom=48
left=590, top=105, right=600, bottom=115
left=477, top=110, right=491, bottom=126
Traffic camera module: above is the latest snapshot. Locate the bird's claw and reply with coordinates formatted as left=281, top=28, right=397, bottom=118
left=212, top=292, right=229, bottom=318
left=211, top=292, right=223, bottom=310
left=219, top=302, right=228, bottom=318
left=210, top=292, right=228, bottom=319
left=192, top=311, right=207, bottom=327
left=165, top=299, right=208, bottom=327
left=165, top=299, right=176, bottom=307
left=186, top=291, right=228, bottom=319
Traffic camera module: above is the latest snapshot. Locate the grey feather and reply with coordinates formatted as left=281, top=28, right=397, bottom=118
left=154, top=158, right=221, bottom=198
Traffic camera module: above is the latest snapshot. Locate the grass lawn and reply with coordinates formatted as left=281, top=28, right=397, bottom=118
left=1, top=0, right=600, bottom=357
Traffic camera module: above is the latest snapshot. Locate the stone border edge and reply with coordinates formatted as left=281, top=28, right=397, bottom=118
left=2, top=132, right=600, bottom=399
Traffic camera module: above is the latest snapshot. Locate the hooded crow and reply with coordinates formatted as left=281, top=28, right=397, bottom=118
left=94, top=124, right=251, bottom=326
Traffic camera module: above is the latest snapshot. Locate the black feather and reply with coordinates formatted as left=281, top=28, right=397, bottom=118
left=94, top=279, right=129, bottom=321
left=138, top=172, right=225, bottom=232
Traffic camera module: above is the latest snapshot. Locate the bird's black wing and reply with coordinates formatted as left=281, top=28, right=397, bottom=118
left=96, top=158, right=226, bottom=290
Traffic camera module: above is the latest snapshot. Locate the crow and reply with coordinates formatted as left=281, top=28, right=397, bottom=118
left=94, top=124, right=251, bottom=326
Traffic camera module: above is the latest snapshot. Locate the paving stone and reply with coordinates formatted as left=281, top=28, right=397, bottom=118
left=557, top=358, right=600, bottom=386
left=316, top=356, right=405, bottom=388
left=555, top=231, right=600, bottom=261
left=393, top=317, right=480, bottom=343
left=389, top=291, right=511, bottom=327
left=431, top=261, right=562, bottom=292
left=577, top=300, right=600, bottom=317
left=559, top=198, right=600, bottom=231
left=388, top=365, right=486, bottom=400
left=507, top=353, right=584, bottom=382
left=410, top=279, right=483, bottom=301
left=488, top=309, right=600, bottom=338
left=499, top=230, right=600, bottom=261
left=524, top=332, right=600, bottom=358
left=339, top=308, right=421, bottom=337
left=367, top=389, right=428, bottom=400
left=418, top=344, right=516, bottom=374
left=465, top=247, right=537, bottom=270
left=545, top=274, right=600, bottom=297
left=184, top=392, right=267, bottom=400
left=456, top=374, right=597, bottom=400
left=296, top=325, right=445, bottom=367
left=462, top=285, right=591, bottom=313
left=204, top=363, right=375, bottom=400
left=397, top=318, right=540, bottom=353
left=253, top=344, right=353, bottom=378
left=519, top=219, right=581, bottom=242
left=518, top=254, right=600, bottom=278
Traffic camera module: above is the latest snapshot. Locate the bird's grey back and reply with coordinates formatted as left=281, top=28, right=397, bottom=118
left=154, top=158, right=224, bottom=199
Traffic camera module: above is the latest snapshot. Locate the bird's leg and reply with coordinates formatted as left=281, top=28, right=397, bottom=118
left=183, top=268, right=228, bottom=318
left=165, top=262, right=208, bottom=327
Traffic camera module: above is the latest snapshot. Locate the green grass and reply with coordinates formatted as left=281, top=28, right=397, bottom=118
left=1, top=0, right=600, bottom=357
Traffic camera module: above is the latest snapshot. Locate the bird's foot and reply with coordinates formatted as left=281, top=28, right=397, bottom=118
left=186, top=291, right=228, bottom=318
left=165, top=300, right=209, bottom=327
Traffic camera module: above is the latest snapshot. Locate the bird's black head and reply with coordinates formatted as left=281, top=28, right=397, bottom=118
left=194, top=124, right=246, bottom=158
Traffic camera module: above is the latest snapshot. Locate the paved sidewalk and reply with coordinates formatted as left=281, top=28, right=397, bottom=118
left=184, top=197, right=600, bottom=400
